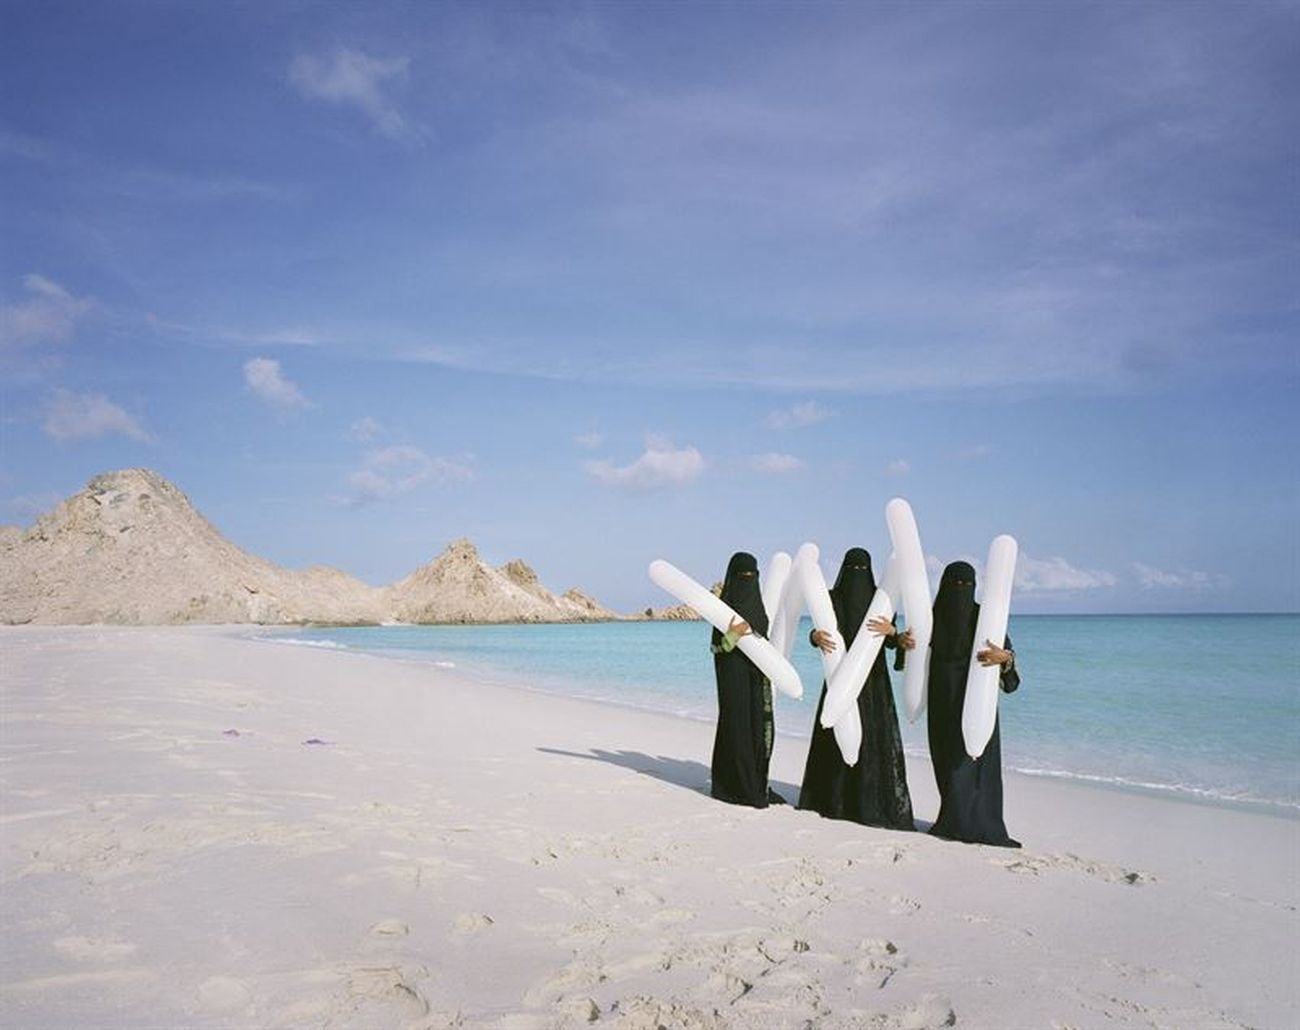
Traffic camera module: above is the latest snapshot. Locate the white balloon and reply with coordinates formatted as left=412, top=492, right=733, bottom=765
left=821, top=555, right=899, bottom=735
left=761, top=551, right=793, bottom=625
left=832, top=701, right=863, bottom=767
left=648, top=559, right=803, bottom=700
left=795, top=543, right=845, bottom=683
left=771, top=544, right=812, bottom=659
left=961, top=535, right=1018, bottom=758
left=886, top=498, right=933, bottom=722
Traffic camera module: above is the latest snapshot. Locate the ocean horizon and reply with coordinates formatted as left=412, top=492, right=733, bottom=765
left=267, top=613, right=1300, bottom=819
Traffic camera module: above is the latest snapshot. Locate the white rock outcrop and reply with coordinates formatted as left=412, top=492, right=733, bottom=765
left=0, top=469, right=615, bottom=626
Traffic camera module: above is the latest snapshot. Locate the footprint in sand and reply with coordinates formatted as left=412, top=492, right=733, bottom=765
left=368, top=919, right=409, bottom=938
left=1000, top=852, right=1153, bottom=885
left=452, top=912, right=494, bottom=933
left=889, top=895, right=922, bottom=915
left=53, top=935, right=137, bottom=962
left=855, top=938, right=904, bottom=989
left=890, top=992, right=957, bottom=1029
left=197, top=975, right=252, bottom=1015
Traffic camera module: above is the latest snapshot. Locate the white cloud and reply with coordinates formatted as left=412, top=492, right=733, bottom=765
left=1133, top=562, right=1222, bottom=590
left=42, top=388, right=151, bottom=442
left=766, top=401, right=831, bottom=429
left=346, top=445, right=474, bottom=507
left=0, top=274, right=93, bottom=350
left=574, top=431, right=603, bottom=449
left=288, top=48, right=418, bottom=142
left=750, top=452, right=804, bottom=474
left=586, top=435, right=704, bottom=490
left=349, top=416, right=382, bottom=442
left=1016, top=554, right=1117, bottom=592
left=243, top=357, right=310, bottom=410
left=887, top=458, right=911, bottom=475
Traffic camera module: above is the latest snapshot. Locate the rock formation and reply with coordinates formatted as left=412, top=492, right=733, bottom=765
left=0, top=469, right=616, bottom=626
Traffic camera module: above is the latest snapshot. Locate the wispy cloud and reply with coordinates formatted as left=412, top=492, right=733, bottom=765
left=960, top=444, right=993, bottom=460
left=288, top=48, right=420, bottom=142
left=148, top=314, right=326, bottom=348
left=0, top=275, right=93, bottom=350
left=750, top=452, right=804, bottom=474
left=586, top=435, right=704, bottom=491
left=574, top=431, right=603, bottom=449
left=887, top=459, right=911, bottom=475
left=1133, top=562, right=1224, bottom=590
left=1016, top=554, right=1117, bottom=592
left=346, top=445, right=473, bottom=507
left=349, top=416, right=382, bottom=443
left=766, top=401, right=831, bottom=429
left=42, top=388, right=151, bottom=443
left=243, top=358, right=311, bottom=410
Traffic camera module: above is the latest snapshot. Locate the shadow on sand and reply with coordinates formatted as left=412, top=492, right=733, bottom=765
left=536, top=746, right=800, bottom=804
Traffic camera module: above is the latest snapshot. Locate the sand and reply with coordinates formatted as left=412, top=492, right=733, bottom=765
left=1, top=626, right=1295, bottom=1028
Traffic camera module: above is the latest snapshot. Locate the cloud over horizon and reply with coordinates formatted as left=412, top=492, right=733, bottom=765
left=243, top=358, right=310, bottom=411
left=288, top=48, right=419, bottom=142
left=42, top=389, right=151, bottom=443
left=586, top=436, right=704, bottom=491
left=346, top=445, right=474, bottom=507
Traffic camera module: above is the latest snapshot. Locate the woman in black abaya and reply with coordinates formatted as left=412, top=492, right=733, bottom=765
left=709, top=552, right=778, bottom=808
left=903, top=560, right=1021, bottom=847
left=798, top=548, right=915, bottom=830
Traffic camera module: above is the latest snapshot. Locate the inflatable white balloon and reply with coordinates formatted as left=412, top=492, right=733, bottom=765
left=961, top=535, right=1018, bottom=758
left=648, top=559, right=803, bottom=700
left=832, top=700, right=863, bottom=768
left=795, top=544, right=844, bottom=682
left=886, top=498, right=934, bottom=723
left=761, top=551, right=793, bottom=626
left=820, top=555, right=899, bottom=733
left=770, top=569, right=805, bottom=660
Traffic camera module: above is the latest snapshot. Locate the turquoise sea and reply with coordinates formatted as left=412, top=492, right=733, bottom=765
left=270, top=615, right=1299, bottom=817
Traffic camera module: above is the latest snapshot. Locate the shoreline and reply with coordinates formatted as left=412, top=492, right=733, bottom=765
left=3, top=625, right=1296, bottom=1028
left=252, top=625, right=1300, bottom=822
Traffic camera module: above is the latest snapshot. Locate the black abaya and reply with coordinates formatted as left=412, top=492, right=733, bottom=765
left=709, top=553, right=773, bottom=809
left=908, top=561, right=1021, bottom=848
left=798, top=549, right=915, bottom=830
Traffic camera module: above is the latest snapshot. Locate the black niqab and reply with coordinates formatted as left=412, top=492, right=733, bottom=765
left=830, top=547, right=876, bottom=648
left=712, top=551, right=768, bottom=647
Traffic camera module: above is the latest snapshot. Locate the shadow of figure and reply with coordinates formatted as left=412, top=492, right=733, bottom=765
left=536, top=747, right=799, bottom=803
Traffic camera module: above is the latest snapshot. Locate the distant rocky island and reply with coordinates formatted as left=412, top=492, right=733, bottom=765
left=0, top=468, right=687, bottom=627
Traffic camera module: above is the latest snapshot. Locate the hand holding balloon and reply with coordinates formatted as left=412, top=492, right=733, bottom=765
left=976, top=640, right=1013, bottom=667
left=729, top=617, right=751, bottom=638
left=811, top=629, right=837, bottom=654
left=865, top=615, right=896, bottom=638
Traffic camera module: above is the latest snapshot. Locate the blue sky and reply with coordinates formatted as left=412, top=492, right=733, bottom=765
left=2, top=1, right=1296, bottom=614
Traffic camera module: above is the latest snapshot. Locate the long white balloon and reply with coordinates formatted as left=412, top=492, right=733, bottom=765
left=770, top=575, right=802, bottom=659
left=821, top=555, right=899, bottom=733
left=961, top=535, right=1018, bottom=758
left=795, top=544, right=844, bottom=682
left=886, top=498, right=933, bottom=723
left=833, top=702, right=863, bottom=767
left=648, top=560, right=803, bottom=700
left=761, top=551, right=793, bottom=626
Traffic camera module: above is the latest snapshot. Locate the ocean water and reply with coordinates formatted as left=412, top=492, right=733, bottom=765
left=269, top=615, right=1300, bottom=817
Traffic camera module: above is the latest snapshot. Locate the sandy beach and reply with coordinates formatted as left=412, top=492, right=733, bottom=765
left=1, top=626, right=1295, bottom=1029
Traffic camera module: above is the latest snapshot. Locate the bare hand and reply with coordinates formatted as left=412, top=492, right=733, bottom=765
left=811, top=629, right=837, bottom=654
left=866, top=615, right=896, bottom=638
left=897, top=628, right=916, bottom=651
left=728, top=617, right=751, bottom=638
left=976, top=639, right=1012, bottom=667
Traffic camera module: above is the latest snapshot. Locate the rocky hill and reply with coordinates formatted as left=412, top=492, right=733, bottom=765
left=0, top=469, right=615, bottom=626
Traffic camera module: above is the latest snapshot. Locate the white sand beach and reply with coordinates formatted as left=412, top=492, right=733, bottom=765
left=2, top=626, right=1296, bottom=1029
